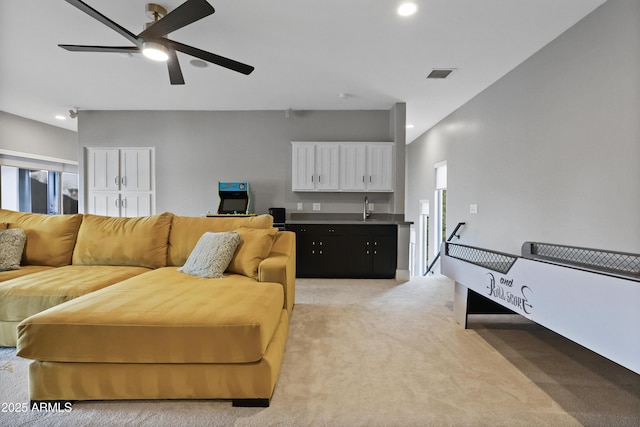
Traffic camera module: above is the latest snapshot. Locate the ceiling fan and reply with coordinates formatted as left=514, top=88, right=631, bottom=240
left=58, top=0, right=254, bottom=85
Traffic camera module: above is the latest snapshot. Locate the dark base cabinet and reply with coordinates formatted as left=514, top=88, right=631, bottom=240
left=286, top=224, right=397, bottom=278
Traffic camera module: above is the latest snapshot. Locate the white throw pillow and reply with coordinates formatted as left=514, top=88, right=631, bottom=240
left=178, top=231, right=241, bottom=278
left=0, top=228, right=26, bottom=271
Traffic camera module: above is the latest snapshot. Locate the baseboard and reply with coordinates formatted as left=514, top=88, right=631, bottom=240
left=395, top=269, right=410, bottom=281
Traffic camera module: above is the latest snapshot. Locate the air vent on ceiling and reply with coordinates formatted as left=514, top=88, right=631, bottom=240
left=426, top=69, right=455, bottom=79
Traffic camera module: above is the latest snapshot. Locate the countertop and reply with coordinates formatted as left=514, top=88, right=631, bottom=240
left=286, top=213, right=412, bottom=226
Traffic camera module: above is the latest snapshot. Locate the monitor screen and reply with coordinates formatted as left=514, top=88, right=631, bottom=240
left=219, top=197, right=248, bottom=214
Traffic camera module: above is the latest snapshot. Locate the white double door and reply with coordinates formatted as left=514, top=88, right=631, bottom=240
left=87, top=148, right=154, bottom=217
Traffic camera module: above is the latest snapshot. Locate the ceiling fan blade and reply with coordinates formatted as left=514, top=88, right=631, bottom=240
left=167, top=49, right=185, bottom=85
left=64, top=0, right=141, bottom=47
left=59, top=44, right=141, bottom=54
left=165, top=39, right=254, bottom=75
left=139, top=0, right=215, bottom=40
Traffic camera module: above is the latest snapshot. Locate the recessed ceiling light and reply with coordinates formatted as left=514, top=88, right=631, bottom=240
left=398, top=2, right=418, bottom=16
left=406, top=124, right=415, bottom=129
left=189, top=59, right=208, bottom=68
left=55, top=115, right=66, bottom=120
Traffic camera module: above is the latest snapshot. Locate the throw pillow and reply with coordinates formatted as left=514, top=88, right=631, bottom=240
left=227, top=227, right=278, bottom=279
left=0, top=228, right=27, bottom=271
left=178, top=231, right=241, bottom=278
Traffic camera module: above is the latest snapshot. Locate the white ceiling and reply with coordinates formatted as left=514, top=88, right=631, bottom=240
left=0, top=0, right=606, bottom=143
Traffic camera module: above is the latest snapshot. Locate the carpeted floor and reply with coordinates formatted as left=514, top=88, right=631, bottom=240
left=1, top=275, right=639, bottom=426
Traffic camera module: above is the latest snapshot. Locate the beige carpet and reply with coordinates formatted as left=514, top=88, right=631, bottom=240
left=1, top=275, right=639, bottom=426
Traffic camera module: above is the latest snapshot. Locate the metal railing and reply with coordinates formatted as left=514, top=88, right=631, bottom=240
left=424, top=222, right=465, bottom=275
left=522, top=241, right=640, bottom=280
left=445, top=242, right=519, bottom=274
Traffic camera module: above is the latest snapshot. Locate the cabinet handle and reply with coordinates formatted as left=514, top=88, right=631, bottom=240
left=121, top=176, right=126, bottom=187
left=121, top=198, right=127, bottom=208
left=362, top=175, right=365, bottom=183
left=311, top=175, right=314, bottom=183
left=318, top=175, right=321, bottom=183
left=369, top=176, right=372, bottom=183
left=114, top=176, right=119, bottom=186
left=115, top=198, right=119, bottom=208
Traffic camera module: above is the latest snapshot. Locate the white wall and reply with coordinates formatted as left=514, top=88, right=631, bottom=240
left=0, top=111, right=78, bottom=162
left=406, top=0, right=640, bottom=257
left=78, top=108, right=405, bottom=216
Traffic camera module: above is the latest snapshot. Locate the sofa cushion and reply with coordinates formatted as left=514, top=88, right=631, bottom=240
left=0, top=209, right=83, bottom=267
left=167, top=214, right=274, bottom=266
left=0, top=229, right=26, bottom=271
left=227, top=227, right=278, bottom=279
left=0, top=265, right=54, bottom=283
left=178, top=231, right=241, bottom=278
left=0, top=265, right=152, bottom=322
left=17, top=267, right=285, bottom=364
left=72, top=212, right=173, bottom=269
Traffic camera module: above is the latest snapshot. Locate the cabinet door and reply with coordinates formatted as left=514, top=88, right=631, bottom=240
left=315, top=144, right=340, bottom=191
left=367, top=144, right=394, bottom=191
left=339, top=144, right=367, bottom=191
left=120, top=149, right=151, bottom=191
left=291, top=144, right=316, bottom=191
left=88, top=193, right=121, bottom=217
left=88, top=149, right=120, bottom=191
left=121, top=194, right=151, bottom=217
left=346, top=235, right=374, bottom=277
left=371, top=233, right=397, bottom=277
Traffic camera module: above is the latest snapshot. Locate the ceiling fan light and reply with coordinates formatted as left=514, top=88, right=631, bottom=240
left=398, top=2, right=418, bottom=16
left=142, top=41, right=169, bottom=61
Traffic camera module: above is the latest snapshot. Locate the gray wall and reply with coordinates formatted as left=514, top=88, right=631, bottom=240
left=0, top=111, right=78, bottom=162
left=406, top=0, right=640, bottom=256
left=78, top=108, right=405, bottom=216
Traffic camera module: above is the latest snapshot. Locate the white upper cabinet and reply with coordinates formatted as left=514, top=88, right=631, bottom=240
left=291, top=143, right=315, bottom=191
left=314, top=144, right=340, bottom=191
left=293, top=141, right=393, bottom=192
left=339, top=144, right=367, bottom=191
left=291, top=142, right=340, bottom=191
left=365, top=143, right=394, bottom=191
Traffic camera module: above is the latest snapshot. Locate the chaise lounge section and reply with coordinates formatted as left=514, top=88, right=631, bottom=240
left=0, top=209, right=295, bottom=406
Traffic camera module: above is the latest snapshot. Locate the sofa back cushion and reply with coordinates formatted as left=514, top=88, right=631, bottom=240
left=227, top=227, right=278, bottom=279
left=167, top=214, right=273, bottom=267
left=72, top=212, right=173, bottom=268
left=0, top=209, right=83, bottom=267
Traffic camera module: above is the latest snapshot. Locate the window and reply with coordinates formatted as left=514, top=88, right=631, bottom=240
left=1, top=166, right=78, bottom=214
left=417, top=199, right=430, bottom=276
left=0, top=150, right=78, bottom=215
left=434, top=162, right=447, bottom=259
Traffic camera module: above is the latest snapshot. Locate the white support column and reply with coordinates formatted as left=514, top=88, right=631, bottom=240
left=453, top=281, right=469, bottom=328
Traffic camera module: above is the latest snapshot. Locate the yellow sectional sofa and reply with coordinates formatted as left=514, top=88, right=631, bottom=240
left=0, top=209, right=295, bottom=407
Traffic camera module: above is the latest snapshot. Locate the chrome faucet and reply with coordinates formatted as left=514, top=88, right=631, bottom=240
left=363, top=196, right=371, bottom=221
